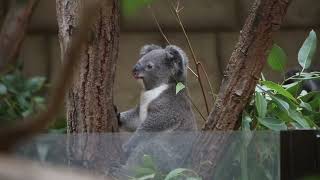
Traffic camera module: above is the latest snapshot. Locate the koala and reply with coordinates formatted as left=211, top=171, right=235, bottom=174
left=118, top=44, right=198, bottom=174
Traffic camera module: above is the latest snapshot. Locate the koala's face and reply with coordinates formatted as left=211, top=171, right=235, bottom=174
left=132, top=45, right=188, bottom=90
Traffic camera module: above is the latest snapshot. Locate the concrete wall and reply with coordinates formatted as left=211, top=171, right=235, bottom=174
left=17, top=0, right=320, bottom=125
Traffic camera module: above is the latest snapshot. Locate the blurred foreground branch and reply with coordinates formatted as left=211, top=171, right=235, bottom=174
left=0, top=0, right=39, bottom=72
left=0, top=1, right=100, bottom=152
left=0, top=155, right=110, bottom=180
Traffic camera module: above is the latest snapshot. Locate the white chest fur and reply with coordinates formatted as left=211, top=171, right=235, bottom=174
left=139, top=84, right=168, bottom=122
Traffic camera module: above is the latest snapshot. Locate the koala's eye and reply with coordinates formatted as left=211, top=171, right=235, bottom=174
left=146, top=64, right=154, bottom=70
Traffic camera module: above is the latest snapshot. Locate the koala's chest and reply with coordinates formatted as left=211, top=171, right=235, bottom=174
left=139, top=84, right=168, bottom=122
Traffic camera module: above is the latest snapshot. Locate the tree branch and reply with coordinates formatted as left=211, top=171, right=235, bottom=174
left=0, top=155, right=112, bottom=180
left=205, top=0, right=292, bottom=130
left=0, top=0, right=39, bottom=72
left=191, top=0, right=292, bottom=178
left=0, top=1, right=101, bottom=153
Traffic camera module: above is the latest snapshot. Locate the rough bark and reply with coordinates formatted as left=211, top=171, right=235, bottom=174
left=0, top=0, right=39, bottom=72
left=205, top=0, right=291, bottom=130
left=191, top=0, right=292, bottom=178
left=57, top=0, right=119, bottom=133
left=56, top=0, right=120, bottom=173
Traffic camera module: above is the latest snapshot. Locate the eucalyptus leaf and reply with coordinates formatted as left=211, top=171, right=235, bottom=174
left=300, top=101, right=312, bottom=111
left=270, top=95, right=290, bottom=111
left=288, top=109, right=310, bottom=128
left=176, top=82, right=186, bottom=94
left=26, top=77, right=46, bottom=92
left=0, top=83, right=7, bottom=95
left=262, top=81, right=296, bottom=102
left=299, top=91, right=320, bottom=102
left=255, top=92, right=267, bottom=118
left=258, top=117, right=287, bottom=131
left=136, top=174, right=155, bottom=180
left=298, top=30, right=317, bottom=70
left=267, top=44, right=287, bottom=72
left=242, top=112, right=252, bottom=130
left=283, top=81, right=302, bottom=97
left=142, top=155, right=156, bottom=170
left=165, top=168, right=199, bottom=180
left=122, top=0, right=154, bottom=16
left=133, top=167, right=155, bottom=178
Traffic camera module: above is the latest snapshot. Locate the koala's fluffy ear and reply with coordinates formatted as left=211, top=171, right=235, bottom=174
left=140, top=44, right=162, bottom=57
left=165, top=45, right=188, bottom=81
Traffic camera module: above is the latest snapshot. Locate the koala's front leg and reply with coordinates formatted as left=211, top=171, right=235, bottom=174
left=119, top=106, right=140, bottom=131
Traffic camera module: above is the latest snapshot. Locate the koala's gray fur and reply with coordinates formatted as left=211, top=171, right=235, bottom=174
left=118, top=44, right=197, bottom=174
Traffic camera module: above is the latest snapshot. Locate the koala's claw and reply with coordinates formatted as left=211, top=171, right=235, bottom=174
left=113, top=105, right=121, bottom=126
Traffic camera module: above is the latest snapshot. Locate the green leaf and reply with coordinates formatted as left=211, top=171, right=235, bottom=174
left=267, top=44, right=287, bottom=72
left=133, top=167, right=155, bottom=178
left=300, top=101, right=312, bottom=111
left=22, top=108, right=33, bottom=118
left=258, top=117, right=287, bottom=131
left=270, top=95, right=290, bottom=111
left=176, top=82, right=185, bottom=94
left=142, top=155, right=156, bottom=170
left=165, top=168, right=198, bottom=180
left=255, top=92, right=267, bottom=118
left=136, top=174, right=156, bottom=180
left=241, top=112, right=252, bottom=130
left=186, top=177, right=202, bottom=180
left=33, top=96, right=45, bottom=104
left=283, top=81, right=302, bottom=97
left=121, top=0, right=154, bottom=16
left=262, top=81, right=297, bottom=102
left=308, top=97, right=320, bottom=111
left=298, top=30, right=317, bottom=70
left=288, top=109, right=310, bottom=128
left=0, top=83, right=7, bottom=95
left=299, top=91, right=320, bottom=102
left=26, top=77, right=46, bottom=92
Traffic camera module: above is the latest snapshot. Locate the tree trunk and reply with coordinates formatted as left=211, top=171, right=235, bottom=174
left=191, top=0, right=292, bottom=178
left=56, top=0, right=120, bottom=173
left=57, top=0, right=119, bottom=133
left=0, top=0, right=39, bottom=72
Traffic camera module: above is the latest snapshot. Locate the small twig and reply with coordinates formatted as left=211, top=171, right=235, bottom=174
left=188, top=66, right=198, bottom=78
left=169, top=0, right=210, bottom=115
left=149, top=5, right=171, bottom=45
left=148, top=5, right=198, bottom=79
left=187, top=93, right=207, bottom=122
left=199, top=62, right=217, bottom=101
left=149, top=5, right=205, bottom=119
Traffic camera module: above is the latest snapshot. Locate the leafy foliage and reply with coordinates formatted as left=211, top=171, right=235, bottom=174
left=244, top=30, right=320, bottom=130
left=131, top=154, right=202, bottom=180
left=298, top=30, right=317, bottom=71
left=121, top=0, right=155, bottom=17
left=176, top=82, right=185, bottom=94
left=267, top=44, right=287, bottom=72
left=0, top=70, right=46, bottom=125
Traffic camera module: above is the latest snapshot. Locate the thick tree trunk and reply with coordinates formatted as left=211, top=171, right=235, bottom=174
left=57, top=0, right=119, bottom=133
left=204, top=0, right=291, bottom=131
left=56, top=0, right=120, bottom=173
left=0, top=0, right=39, bottom=72
left=191, top=0, right=292, bottom=178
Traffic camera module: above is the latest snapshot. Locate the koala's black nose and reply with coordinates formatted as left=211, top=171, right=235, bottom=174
left=132, top=63, right=143, bottom=73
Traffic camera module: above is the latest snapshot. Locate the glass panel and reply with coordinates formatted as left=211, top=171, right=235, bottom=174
left=14, top=131, right=280, bottom=180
